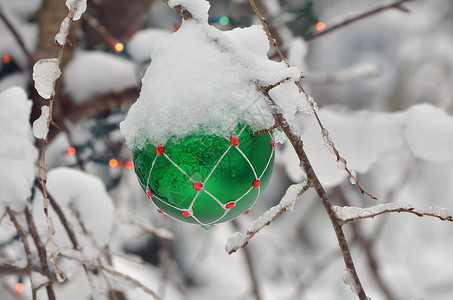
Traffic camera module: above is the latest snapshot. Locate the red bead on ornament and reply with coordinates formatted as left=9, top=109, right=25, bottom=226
left=156, top=145, right=165, bottom=155
left=182, top=210, right=191, bottom=217
left=230, top=136, right=239, bottom=146
left=225, top=202, right=235, bottom=209
left=193, top=182, right=203, bottom=191
left=252, top=180, right=261, bottom=189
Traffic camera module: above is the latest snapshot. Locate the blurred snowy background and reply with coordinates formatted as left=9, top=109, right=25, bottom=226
left=1, top=0, right=453, bottom=299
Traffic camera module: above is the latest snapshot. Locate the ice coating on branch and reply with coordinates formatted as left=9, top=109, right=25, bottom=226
left=0, top=87, right=38, bottom=211
left=168, top=0, right=210, bottom=22
left=55, top=17, right=70, bottom=45
left=33, top=58, right=61, bottom=99
left=121, top=20, right=300, bottom=148
left=225, top=232, right=246, bottom=253
left=66, top=0, right=87, bottom=20
left=342, top=268, right=359, bottom=295
left=247, top=182, right=305, bottom=234
left=32, top=105, right=49, bottom=140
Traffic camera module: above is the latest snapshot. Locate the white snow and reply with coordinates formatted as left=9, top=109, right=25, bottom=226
left=31, top=271, right=49, bottom=287
left=32, top=167, right=115, bottom=269
left=55, top=17, right=71, bottom=45
left=247, top=183, right=304, bottom=234
left=168, top=0, right=210, bottom=22
left=32, top=105, right=50, bottom=140
left=66, top=0, right=87, bottom=21
left=63, top=51, right=137, bottom=104
left=32, top=58, right=61, bottom=99
left=333, top=203, right=412, bottom=222
left=280, top=105, right=408, bottom=186
left=121, top=19, right=300, bottom=149
left=418, top=206, right=452, bottom=219
left=404, top=103, right=453, bottom=163
left=225, top=232, right=246, bottom=253
left=269, top=81, right=315, bottom=121
left=0, top=87, right=38, bottom=212
left=127, top=29, right=171, bottom=63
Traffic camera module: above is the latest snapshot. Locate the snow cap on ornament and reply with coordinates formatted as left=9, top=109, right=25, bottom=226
left=120, top=0, right=302, bottom=228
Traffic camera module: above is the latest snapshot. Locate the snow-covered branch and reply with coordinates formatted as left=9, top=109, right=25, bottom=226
left=226, top=182, right=309, bottom=254
left=334, top=203, right=453, bottom=225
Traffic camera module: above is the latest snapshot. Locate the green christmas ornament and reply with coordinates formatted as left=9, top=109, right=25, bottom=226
left=133, top=124, right=275, bottom=228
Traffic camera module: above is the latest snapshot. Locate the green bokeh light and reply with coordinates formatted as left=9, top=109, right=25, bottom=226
left=219, top=16, right=229, bottom=26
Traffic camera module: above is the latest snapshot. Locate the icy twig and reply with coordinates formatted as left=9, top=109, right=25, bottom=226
left=261, top=85, right=370, bottom=299
left=226, top=182, right=309, bottom=254
left=60, top=251, right=161, bottom=300
left=250, top=0, right=375, bottom=200
left=333, top=187, right=397, bottom=300
left=24, top=207, right=56, bottom=300
left=32, top=0, right=86, bottom=275
left=334, top=203, right=453, bottom=226
left=6, top=208, right=36, bottom=300
left=304, top=0, right=415, bottom=41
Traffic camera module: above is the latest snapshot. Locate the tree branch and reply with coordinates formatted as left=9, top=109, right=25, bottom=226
left=333, top=187, right=397, bottom=300
left=6, top=208, right=37, bottom=300
left=0, top=6, right=31, bottom=61
left=304, top=0, right=415, bottom=42
left=34, top=177, right=79, bottom=249
left=24, top=207, right=56, bottom=300
left=333, top=203, right=453, bottom=226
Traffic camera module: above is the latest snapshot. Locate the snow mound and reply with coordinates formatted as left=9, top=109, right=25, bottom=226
left=121, top=19, right=301, bottom=149
left=0, top=87, right=38, bottom=211
left=64, top=51, right=137, bottom=104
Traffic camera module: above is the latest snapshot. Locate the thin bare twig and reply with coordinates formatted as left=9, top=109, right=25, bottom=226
left=24, top=207, right=56, bottom=300
left=304, top=0, right=415, bottom=41
left=6, top=208, right=37, bottom=300
left=0, top=6, right=31, bottom=60
left=231, top=220, right=262, bottom=300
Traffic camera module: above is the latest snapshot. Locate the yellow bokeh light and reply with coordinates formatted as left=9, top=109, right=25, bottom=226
left=114, top=42, right=124, bottom=52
